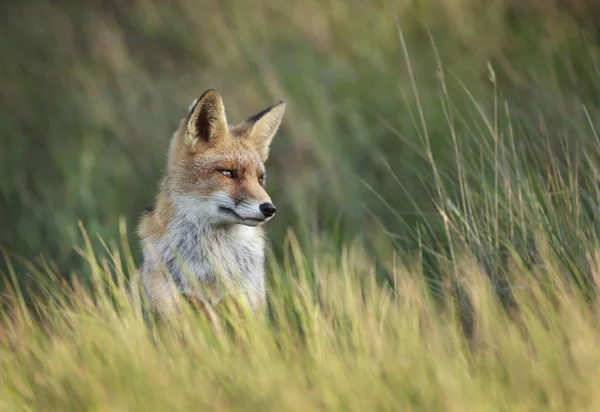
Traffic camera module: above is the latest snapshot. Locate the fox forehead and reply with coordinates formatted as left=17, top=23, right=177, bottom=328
left=170, top=141, right=269, bottom=199
left=191, top=142, right=266, bottom=175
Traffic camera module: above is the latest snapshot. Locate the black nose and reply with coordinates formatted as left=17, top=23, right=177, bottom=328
left=259, top=202, right=276, bottom=218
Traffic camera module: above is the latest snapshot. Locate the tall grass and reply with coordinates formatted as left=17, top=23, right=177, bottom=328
left=3, top=223, right=600, bottom=410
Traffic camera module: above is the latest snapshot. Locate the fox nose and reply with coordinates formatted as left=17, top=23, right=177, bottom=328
left=259, top=202, right=276, bottom=218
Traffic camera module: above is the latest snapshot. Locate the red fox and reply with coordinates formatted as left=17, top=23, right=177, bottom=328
left=138, top=90, right=286, bottom=317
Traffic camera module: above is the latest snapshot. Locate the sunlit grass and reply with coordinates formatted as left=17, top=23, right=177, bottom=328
left=2, top=223, right=600, bottom=411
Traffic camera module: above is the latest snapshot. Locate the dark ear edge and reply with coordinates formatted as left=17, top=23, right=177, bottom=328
left=245, top=100, right=286, bottom=126
left=186, top=89, right=218, bottom=117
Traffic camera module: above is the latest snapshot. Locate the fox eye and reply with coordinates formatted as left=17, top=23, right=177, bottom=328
left=258, top=175, right=266, bottom=186
left=219, top=169, right=237, bottom=179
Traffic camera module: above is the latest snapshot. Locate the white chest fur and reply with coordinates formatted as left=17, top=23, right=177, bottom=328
left=142, top=215, right=266, bottom=310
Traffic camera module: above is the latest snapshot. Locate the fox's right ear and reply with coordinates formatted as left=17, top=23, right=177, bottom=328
left=185, top=89, right=228, bottom=150
left=238, top=100, right=286, bottom=162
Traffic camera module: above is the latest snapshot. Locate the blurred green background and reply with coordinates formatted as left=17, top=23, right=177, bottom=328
left=2, top=0, right=600, bottom=283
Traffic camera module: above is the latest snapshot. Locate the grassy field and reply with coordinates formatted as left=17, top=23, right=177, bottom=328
left=3, top=0, right=600, bottom=410
left=3, top=228, right=600, bottom=410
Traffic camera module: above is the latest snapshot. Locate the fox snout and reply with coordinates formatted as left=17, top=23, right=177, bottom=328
left=215, top=195, right=276, bottom=227
left=259, top=202, right=276, bottom=218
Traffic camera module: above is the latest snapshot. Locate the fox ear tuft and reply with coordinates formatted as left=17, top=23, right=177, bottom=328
left=185, top=89, right=228, bottom=149
left=240, top=101, right=286, bottom=161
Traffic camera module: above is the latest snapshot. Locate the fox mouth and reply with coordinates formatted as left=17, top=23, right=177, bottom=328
left=218, top=206, right=267, bottom=223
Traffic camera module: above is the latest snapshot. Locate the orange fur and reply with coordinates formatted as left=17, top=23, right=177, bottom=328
left=138, top=89, right=286, bottom=318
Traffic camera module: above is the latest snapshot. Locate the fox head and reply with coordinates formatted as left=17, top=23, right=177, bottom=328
left=165, top=89, right=286, bottom=227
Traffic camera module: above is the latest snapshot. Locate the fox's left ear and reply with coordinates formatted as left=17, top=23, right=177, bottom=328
left=239, top=101, right=286, bottom=161
left=185, top=89, right=228, bottom=150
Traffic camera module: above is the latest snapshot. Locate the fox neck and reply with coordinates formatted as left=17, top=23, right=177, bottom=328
left=143, top=191, right=266, bottom=308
